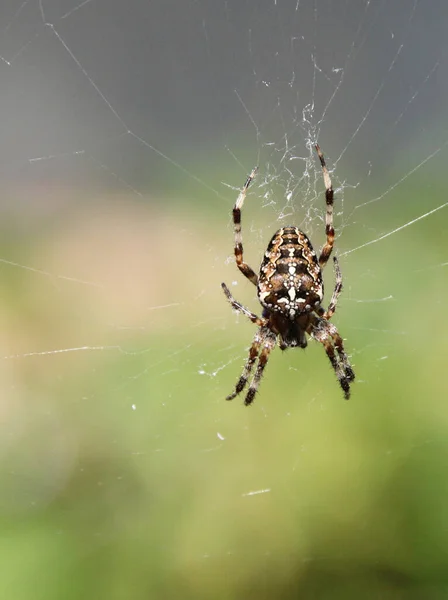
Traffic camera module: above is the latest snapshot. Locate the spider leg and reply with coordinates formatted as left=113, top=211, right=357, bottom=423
left=317, top=256, right=343, bottom=320
left=226, top=328, right=263, bottom=401
left=308, top=315, right=353, bottom=399
left=221, top=283, right=267, bottom=327
left=232, top=167, right=259, bottom=286
left=325, top=321, right=355, bottom=384
left=315, top=257, right=354, bottom=382
left=244, top=330, right=277, bottom=406
left=315, top=144, right=334, bottom=270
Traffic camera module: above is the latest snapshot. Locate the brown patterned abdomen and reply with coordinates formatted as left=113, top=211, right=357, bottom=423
left=257, top=226, right=323, bottom=320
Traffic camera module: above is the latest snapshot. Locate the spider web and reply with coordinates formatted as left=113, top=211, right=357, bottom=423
left=1, top=0, right=448, bottom=597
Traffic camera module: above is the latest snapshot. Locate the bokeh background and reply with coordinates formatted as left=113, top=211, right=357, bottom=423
left=1, top=1, right=448, bottom=598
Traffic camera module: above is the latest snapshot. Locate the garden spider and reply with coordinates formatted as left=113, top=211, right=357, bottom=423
left=222, top=144, right=355, bottom=405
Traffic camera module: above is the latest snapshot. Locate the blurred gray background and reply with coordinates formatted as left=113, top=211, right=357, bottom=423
left=1, top=0, right=446, bottom=192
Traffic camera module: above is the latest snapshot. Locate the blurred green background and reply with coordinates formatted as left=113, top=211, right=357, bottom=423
left=1, top=1, right=448, bottom=599
left=1, top=175, right=447, bottom=599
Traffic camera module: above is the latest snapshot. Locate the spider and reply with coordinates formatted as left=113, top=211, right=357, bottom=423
left=222, top=144, right=355, bottom=405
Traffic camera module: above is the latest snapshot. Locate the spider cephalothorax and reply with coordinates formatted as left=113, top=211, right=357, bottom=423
left=222, top=144, right=355, bottom=405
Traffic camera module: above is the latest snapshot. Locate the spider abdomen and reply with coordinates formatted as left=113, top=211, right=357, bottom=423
left=257, top=226, right=323, bottom=319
